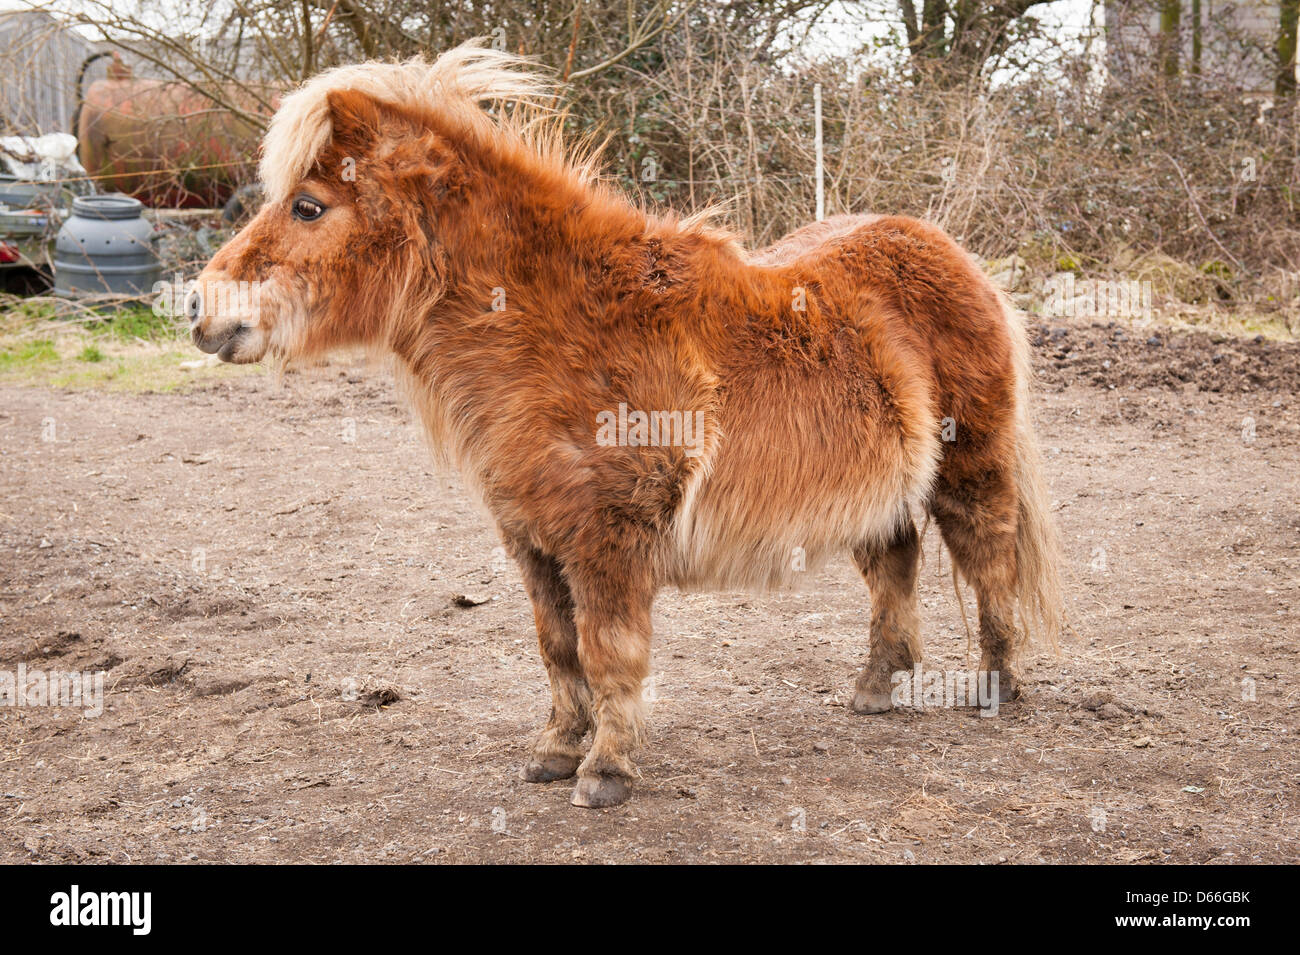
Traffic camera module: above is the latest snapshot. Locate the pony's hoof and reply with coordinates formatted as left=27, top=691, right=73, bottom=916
left=980, top=666, right=1018, bottom=704
left=571, top=774, right=631, bottom=808
left=851, top=689, right=893, bottom=714
left=994, top=676, right=1019, bottom=704
left=521, top=755, right=580, bottom=783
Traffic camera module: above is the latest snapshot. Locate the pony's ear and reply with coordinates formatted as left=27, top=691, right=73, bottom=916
left=326, top=89, right=387, bottom=150
left=324, top=89, right=462, bottom=202
left=327, top=88, right=428, bottom=155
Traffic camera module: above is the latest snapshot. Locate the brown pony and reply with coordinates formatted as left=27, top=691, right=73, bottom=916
left=190, top=43, right=1063, bottom=808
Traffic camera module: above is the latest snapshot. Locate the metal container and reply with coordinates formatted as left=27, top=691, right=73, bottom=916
left=54, top=193, right=161, bottom=297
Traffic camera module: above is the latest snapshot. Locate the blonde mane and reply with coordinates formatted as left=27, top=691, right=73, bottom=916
left=259, top=41, right=558, bottom=205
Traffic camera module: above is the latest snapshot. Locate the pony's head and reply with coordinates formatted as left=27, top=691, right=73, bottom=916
left=189, top=43, right=555, bottom=363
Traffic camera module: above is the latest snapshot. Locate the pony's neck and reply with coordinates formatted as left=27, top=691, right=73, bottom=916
left=388, top=114, right=746, bottom=374
left=447, top=134, right=646, bottom=289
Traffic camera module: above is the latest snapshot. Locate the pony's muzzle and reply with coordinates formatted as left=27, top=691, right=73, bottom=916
left=191, top=309, right=244, bottom=356
left=190, top=270, right=258, bottom=361
left=193, top=322, right=249, bottom=360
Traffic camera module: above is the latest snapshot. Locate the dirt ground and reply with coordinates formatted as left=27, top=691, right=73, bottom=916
left=2, top=319, right=1297, bottom=864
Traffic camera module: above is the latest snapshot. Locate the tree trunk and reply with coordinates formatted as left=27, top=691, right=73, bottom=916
left=1191, top=0, right=1201, bottom=78
left=1159, top=0, right=1180, bottom=80
left=1280, top=0, right=1299, bottom=96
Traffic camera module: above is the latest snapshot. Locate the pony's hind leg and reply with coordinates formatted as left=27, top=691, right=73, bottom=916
left=850, top=517, right=923, bottom=714
left=929, top=472, right=1021, bottom=703
left=510, top=542, right=592, bottom=783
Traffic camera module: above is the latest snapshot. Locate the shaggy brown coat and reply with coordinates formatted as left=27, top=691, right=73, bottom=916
left=191, top=45, right=1062, bottom=807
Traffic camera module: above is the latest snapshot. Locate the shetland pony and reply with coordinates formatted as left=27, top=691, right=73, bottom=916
left=190, top=42, right=1063, bottom=808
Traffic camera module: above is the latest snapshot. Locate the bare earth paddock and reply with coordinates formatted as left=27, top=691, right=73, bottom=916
left=2, top=321, right=1297, bottom=864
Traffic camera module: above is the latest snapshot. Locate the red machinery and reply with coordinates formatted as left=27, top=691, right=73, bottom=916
left=76, top=57, right=273, bottom=208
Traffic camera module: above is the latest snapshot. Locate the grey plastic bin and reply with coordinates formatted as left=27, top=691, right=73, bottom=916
left=54, top=194, right=161, bottom=297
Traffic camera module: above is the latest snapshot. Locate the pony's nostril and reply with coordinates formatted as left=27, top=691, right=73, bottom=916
left=185, top=288, right=203, bottom=324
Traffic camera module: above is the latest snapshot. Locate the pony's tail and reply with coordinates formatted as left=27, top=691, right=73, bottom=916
left=1003, top=293, right=1065, bottom=650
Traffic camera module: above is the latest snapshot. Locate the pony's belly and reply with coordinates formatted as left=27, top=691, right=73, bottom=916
left=667, top=454, right=927, bottom=593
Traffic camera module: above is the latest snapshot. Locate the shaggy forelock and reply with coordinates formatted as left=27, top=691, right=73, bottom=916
left=259, top=40, right=555, bottom=205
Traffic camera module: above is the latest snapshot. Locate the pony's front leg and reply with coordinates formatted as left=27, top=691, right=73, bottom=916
left=509, top=542, right=592, bottom=783
left=568, top=563, right=654, bottom=809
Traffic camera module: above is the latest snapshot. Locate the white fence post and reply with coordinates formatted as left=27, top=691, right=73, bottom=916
left=814, top=82, right=825, bottom=221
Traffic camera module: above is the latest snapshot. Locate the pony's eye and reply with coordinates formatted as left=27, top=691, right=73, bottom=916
left=291, top=196, right=325, bottom=222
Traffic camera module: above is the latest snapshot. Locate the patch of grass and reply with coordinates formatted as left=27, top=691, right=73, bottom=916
left=32, top=344, right=260, bottom=392
left=0, top=303, right=52, bottom=341
left=0, top=338, right=58, bottom=369
left=1177, top=307, right=1298, bottom=341
left=0, top=298, right=260, bottom=392
left=89, top=304, right=183, bottom=344
left=0, top=299, right=60, bottom=325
